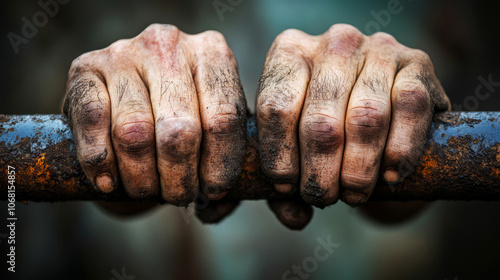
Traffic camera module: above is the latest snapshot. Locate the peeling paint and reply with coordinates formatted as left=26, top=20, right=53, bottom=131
left=0, top=112, right=499, bottom=202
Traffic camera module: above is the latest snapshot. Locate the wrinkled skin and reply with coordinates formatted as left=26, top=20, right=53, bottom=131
left=64, top=24, right=450, bottom=230
left=258, top=24, right=450, bottom=225
left=64, top=24, right=247, bottom=205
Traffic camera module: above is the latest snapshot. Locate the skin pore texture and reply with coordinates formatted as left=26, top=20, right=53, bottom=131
left=63, top=23, right=450, bottom=230
left=257, top=25, right=450, bottom=211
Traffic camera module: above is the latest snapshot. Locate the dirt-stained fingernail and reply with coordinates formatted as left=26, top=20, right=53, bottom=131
left=275, top=183, right=293, bottom=194
left=342, top=190, right=367, bottom=206
left=96, top=173, right=114, bottom=193
left=383, top=169, right=399, bottom=184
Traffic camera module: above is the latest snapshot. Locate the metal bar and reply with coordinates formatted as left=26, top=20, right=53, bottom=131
left=0, top=112, right=499, bottom=202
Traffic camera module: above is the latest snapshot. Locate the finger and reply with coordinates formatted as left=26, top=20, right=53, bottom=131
left=382, top=50, right=445, bottom=184
left=267, top=199, right=313, bottom=230
left=195, top=200, right=240, bottom=224
left=64, top=62, right=118, bottom=194
left=257, top=29, right=313, bottom=193
left=106, top=70, right=159, bottom=199
left=140, top=26, right=202, bottom=206
left=299, top=25, right=365, bottom=208
left=190, top=31, right=247, bottom=198
left=341, top=35, right=397, bottom=206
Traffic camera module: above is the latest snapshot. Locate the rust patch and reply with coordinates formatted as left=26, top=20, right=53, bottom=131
left=0, top=115, right=12, bottom=123
left=26, top=153, right=51, bottom=189
left=496, top=144, right=500, bottom=162
left=1, top=112, right=500, bottom=202
left=494, top=144, right=500, bottom=177
left=435, top=112, right=481, bottom=127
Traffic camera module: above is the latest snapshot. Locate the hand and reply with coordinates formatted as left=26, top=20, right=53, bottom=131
left=63, top=24, right=247, bottom=207
left=257, top=24, right=451, bottom=216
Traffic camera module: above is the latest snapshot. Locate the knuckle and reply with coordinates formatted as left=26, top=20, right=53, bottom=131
left=108, top=39, right=129, bottom=52
left=323, top=24, right=364, bottom=53
left=68, top=52, right=102, bottom=79
left=265, top=167, right=298, bottom=182
left=204, top=112, right=242, bottom=140
left=257, top=99, right=295, bottom=144
left=156, top=117, right=201, bottom=160
left=273, top=29, right=307, bottom=51
left=147, top=23, right=178, bottom=32
left=324, top=23, right=365, bottom=42
left=258, top=97, right=295, bottom=124
left=257, top=100, right=299, bottom=182
left=70, top=51, right=97, bottom=67
left=106, top=39, right=133, bottom=62
left=394, top=81, right=432, bottom=115
left=370, top=32, right=398, bottom=46
left=113, top=117, right=155, bottom=157
left=69, top=56, right=87, bottom=73
left=300, top=114, right=343, bottom=153
left=347, top=100, right=389, bottom=129
left=301, top=177, right=338, bottom=207
left=143, top=23, right=179, bottom=38
left=190, top=31, right=236, bottom=64
left=201, top=30, right=226, bottom=44
left=138, top=24, right=180, bottom=53
left=342, top=173, right=374, bottom=190
left=409, top=49, right=432, bottom=66
left=276, top=29, right=305, bottom=41
left=77, top=101, right=108, bottom=128
left=80, top=148, right=109, bottom=168
left=328, top=23, right=363, bottom=37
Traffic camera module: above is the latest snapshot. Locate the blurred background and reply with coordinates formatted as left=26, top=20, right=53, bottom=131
left=1, top=0, right=500, bottom=279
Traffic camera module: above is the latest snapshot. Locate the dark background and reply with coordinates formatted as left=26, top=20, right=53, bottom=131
left=1, top=0, right=499, bottom=279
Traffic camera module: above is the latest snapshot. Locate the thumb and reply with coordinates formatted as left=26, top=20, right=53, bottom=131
left=267, top=199, right=314, bottom=230
left=195, top=200, right=240, bottom=224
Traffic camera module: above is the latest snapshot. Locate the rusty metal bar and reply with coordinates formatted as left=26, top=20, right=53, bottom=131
left=0, top=112, right=499, bottom=202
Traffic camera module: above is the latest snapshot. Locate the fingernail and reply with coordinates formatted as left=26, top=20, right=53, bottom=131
left=383, top=169, right=399, bottom=184
left=342, top=191, right=367, bottom=206
left=275, top=183, right=293, bottom=194
left=96, top=174, right=114, bottom=193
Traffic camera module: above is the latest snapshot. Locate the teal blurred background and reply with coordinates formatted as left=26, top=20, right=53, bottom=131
left=1, top=0, right=500, bottom=279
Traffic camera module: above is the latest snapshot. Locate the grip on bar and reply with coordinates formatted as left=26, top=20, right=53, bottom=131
left=0, top=112, right=499, bottom=202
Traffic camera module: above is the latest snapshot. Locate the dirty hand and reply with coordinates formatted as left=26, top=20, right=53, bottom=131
left=257, top=24, right=451, bottom=225
left=63, top=24, right=247, bottom=208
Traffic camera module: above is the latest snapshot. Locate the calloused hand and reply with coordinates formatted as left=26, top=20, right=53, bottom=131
left=63, top=24, right=315, bottom=228
left=63, top=24, right=247, bottom=206
left=257, top=24, right=450, bottom=227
